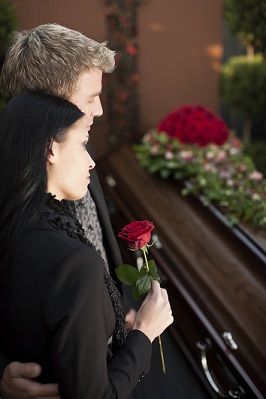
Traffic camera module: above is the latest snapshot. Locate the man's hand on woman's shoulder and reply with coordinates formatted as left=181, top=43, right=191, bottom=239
left=0, top=361, right=60, bottom=399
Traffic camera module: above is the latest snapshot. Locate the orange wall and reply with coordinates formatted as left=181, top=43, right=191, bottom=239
left=10, top=0, right=223, bottom=157
left=12, top=0, right=106, bottom=38
left=11, top=0, right=110, bottom=158
left=139, top=0, right=223, bottom=130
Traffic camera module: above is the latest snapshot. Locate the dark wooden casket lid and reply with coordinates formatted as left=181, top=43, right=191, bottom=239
left=98, top=144, right=266, bottom=398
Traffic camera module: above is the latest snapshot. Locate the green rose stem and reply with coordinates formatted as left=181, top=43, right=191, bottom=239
left=141, top=245, right=166, bottom=374
left=142, top=246, right=149, bottom=272
left=158, top=336, right=166, bottom=374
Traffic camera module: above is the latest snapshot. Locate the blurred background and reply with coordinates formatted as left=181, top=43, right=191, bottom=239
left=0, top=0, right=265, bottom=171
left=1, top=3, right=265, bottom=398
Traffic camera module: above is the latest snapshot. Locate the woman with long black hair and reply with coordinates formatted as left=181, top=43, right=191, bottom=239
left=0, top=91, right=173, bottom=399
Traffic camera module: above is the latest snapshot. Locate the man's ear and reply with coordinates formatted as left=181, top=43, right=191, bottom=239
left=47, top=140, right=60, bottom=165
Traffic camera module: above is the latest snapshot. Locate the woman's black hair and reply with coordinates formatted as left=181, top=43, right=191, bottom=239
left=0, top=90, right=84, bottom=281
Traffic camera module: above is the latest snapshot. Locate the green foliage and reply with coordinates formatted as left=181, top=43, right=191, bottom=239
left=115, top=259, right=160, bottom=298
left=134, top=131, right=266, bottom=229
left=0, top=0, right=18, bottom=111
left=136, top=274, right=152, bottom=296
left=146, top=260, right=160, bottom=282
left=115, top=264, right=140, bottom=285
left=224, top=0, right=266, bottom=52
left=0, top=97, right=6, bottom=109
left=221, top=55, right=266, bottom=120
left=0, top=0, right=17, bottom=53
left=244, top=141, right=266, bottom=176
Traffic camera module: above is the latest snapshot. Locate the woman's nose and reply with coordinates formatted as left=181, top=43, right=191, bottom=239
left=88, top=155, right=96, bottom=170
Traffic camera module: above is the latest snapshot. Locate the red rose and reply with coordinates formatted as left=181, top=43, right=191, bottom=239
left=158, top=105, right=229, bottom=147
left=118, top=220, right=155, bottom=250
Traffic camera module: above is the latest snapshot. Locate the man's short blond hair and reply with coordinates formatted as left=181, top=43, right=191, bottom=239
left=0, top=23, right=115, bottom=99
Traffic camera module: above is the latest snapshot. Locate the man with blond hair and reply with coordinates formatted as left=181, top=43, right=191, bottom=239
left=0, top=23, right=136, bottom=399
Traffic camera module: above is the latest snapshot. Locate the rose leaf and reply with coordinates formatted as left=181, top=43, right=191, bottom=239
left=136, top=275, right=152, bottom=296
left=147, top=260, right=161, bottom=281
left=131, top=285, right=141, bottom=300
left=115, top=265, right=140, bottom=286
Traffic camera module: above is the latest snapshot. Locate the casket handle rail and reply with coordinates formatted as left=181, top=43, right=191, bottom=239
left=196, top=338, right=245, bottom=398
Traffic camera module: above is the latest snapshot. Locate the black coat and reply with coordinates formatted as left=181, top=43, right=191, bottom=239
left=0, top=209, right=151, bottom=398
left=0, top=171, right=152, bottom=398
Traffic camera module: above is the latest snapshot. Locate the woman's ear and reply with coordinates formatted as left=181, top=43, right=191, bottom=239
left=47, top=140, right=60, bottom=165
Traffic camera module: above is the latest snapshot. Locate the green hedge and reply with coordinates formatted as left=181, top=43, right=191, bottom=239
left=224, top=0, right=266, bottom=53
left=221, top=54, right=266, bottom=121
left=244, top=141, right=266, bottom=176
left=0, top=0, right=17, bottom=53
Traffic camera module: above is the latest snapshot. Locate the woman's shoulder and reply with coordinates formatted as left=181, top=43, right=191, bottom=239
left=13, top=219, right=104, bottom=277
left=20, top=219, right=83, bottom=254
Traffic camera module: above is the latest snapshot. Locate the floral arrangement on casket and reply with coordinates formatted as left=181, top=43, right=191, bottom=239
left=134, top=105, right=266, bottom=230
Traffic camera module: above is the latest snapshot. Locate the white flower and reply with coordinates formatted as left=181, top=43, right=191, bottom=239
left=204, top=163, right=217, bottom=173
left=150, top=145, right=160, bottom=155
left=229, top=147, right=239, bottom=156
left=249, top=171, right=263, bottom=181
left=209, top=144, right=217, bottom=152
left=204, top=163, right=212, bottom=171
left=216, top=151, right=226, bottom=162
left=199, top=178, right=207, bottom=186
left=143, top=132, right=152, bottom=142
left=252, top=193, right=261, bottom=201
left=180, top=150, right=193, bottom=161
left=219, top=170, right=231, bottom=179
left=239, top=164, right=247, bottom=172
left=206, top=151, right=215, bottom=159
left=165, top=151, right=174, bottom=160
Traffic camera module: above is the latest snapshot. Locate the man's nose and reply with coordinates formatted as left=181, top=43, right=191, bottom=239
left=94, top=96, right=103, bottom=117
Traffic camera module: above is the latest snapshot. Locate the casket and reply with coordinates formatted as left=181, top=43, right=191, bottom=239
left=98, top=144, right=266, bottom=399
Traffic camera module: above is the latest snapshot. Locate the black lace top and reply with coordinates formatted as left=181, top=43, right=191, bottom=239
left=40, top=193, right=127, bottom=351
